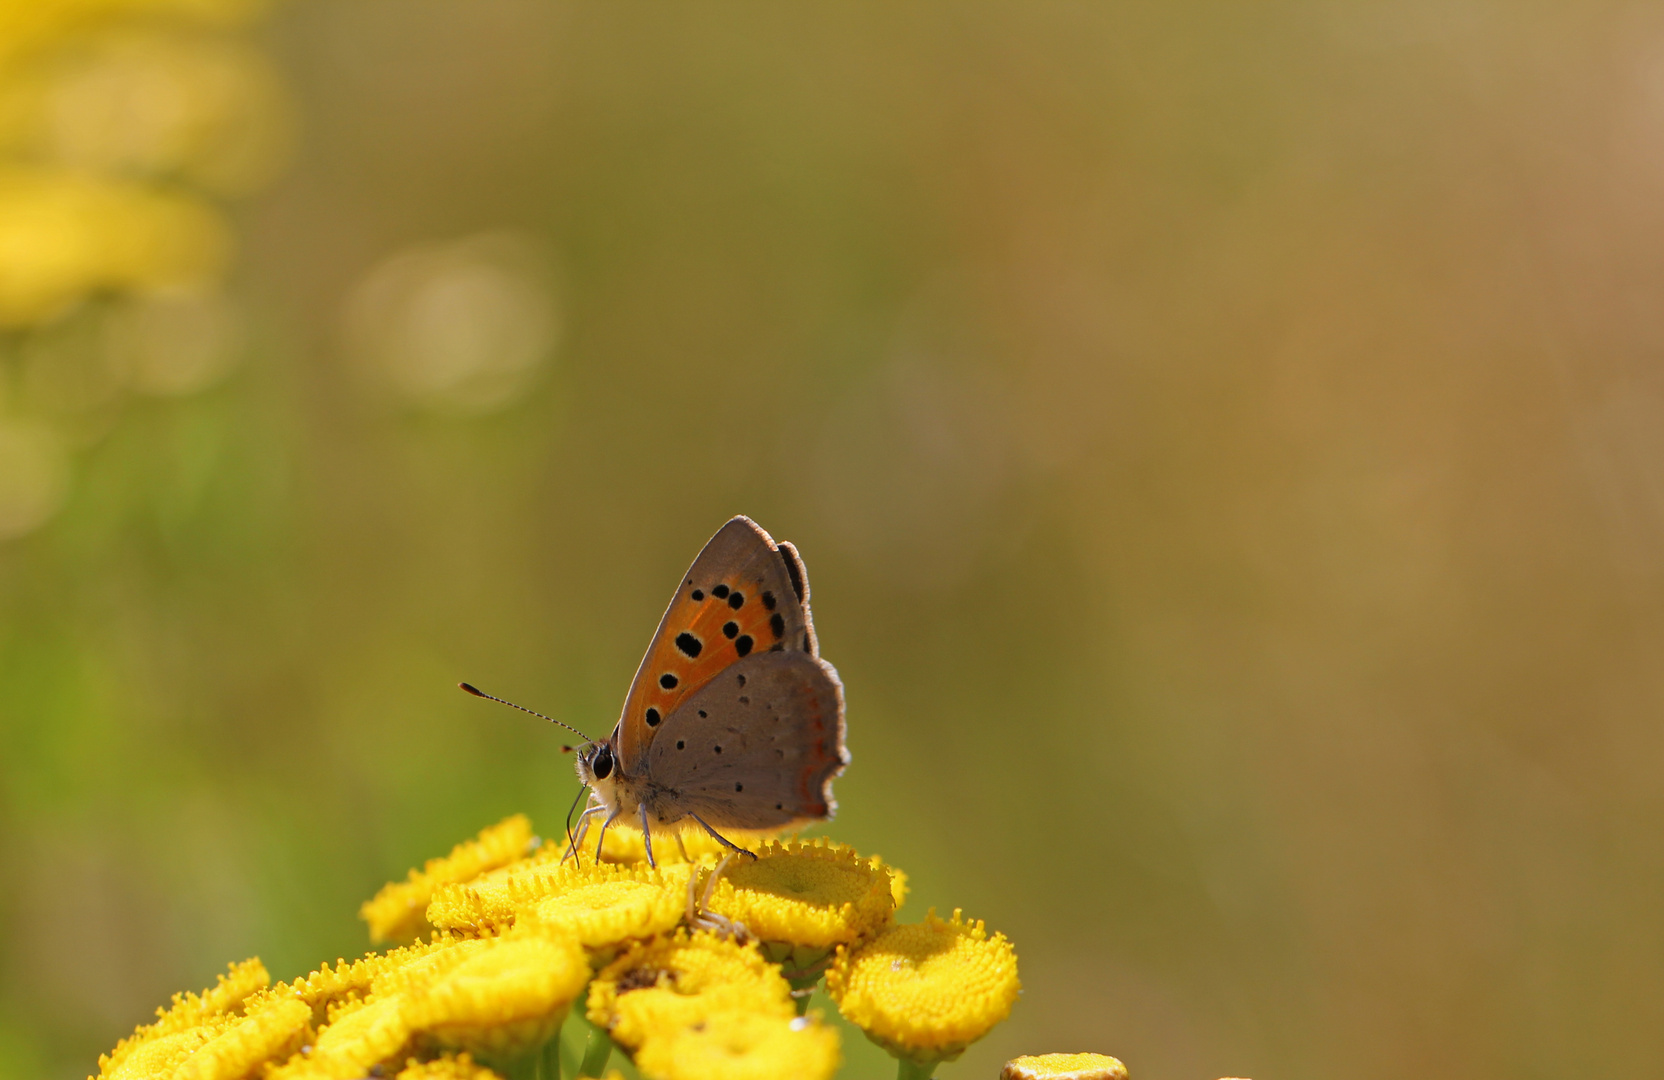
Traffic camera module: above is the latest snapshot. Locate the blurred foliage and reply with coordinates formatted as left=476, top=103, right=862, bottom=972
left=6, top=2, right=1664, bottom=1079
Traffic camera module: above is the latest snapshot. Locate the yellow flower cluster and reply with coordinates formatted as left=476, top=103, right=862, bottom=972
left=91, top=814, right=1024, bottom=1080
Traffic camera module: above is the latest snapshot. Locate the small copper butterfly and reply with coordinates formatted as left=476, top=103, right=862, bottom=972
left=463, top=516, right=848, bottom=867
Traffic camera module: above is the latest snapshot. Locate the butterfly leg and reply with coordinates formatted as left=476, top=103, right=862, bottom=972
left=564, top=802, right=603, bottom=866
left=638, top=802, right=657, bottom=869
left=686, top=812, right=757, bottom=860
left=592, top=806, right=622, bottom=866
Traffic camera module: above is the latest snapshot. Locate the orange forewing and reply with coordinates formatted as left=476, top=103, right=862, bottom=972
left=615, top=517, right=812, bottom=773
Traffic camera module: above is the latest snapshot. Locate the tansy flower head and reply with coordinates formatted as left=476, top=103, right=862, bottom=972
left=169, top=997, right=312, bottom=1080
left=1002, top=1053, right=1130, bottom=1080
left=101, top=1028, right=220, bottom=1080
left=282, top=938, right=464, bottom=1025
left=361, top=815, right=535, bottom=943
left=632, top=1011, right=841, bottom=1080
left=527, top=867, right=688, bottom=950
left=705, top=839, right=898, bottom=953
left=587, top=930, right=794, bottom=1052
left=274, top=995, right=412, bottom=1080
left=826, top=908, right=1020, bottom=1066
left=399, top=928, right=589, bottom=1064
left=428, top=858, right=690, bottom=947
left=98, top=959, right=270, bottom=1078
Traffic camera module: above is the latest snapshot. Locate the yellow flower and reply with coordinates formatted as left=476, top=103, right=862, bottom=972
left=98, top=959, right=269, bottom=1078
left=395, top=1053, right=503, bottom=1080
left=587, top=930, right=794, bottom=1053
left=170, top=997, right=311, bottom=1080
left=427, top=857, right=690, bottom=945
left=705, top=839, right=898, bottom=956
left=826, top=908, right=1020, bottom=1066
left=361, top=815, right=535, bottom=943
left=102, top=1029, right=219, bottom=1080
left=0, top=166, right=228, bottom=327
left=633, top=1011, right=841, bottom=1080
left=399, top=928, right=590, bottom=1063
left=1001, top=1053, right=1130, bottom=1080
left=284, top=995, right=412, bottom=1079
left=526, top=867, right=689, bottom=949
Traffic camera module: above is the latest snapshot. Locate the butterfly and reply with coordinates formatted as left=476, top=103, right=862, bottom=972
left=464, top=516, right=848, bottom=868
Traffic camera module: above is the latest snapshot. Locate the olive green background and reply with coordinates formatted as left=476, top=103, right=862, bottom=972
left=5, top=3, right=1664, bottom=1078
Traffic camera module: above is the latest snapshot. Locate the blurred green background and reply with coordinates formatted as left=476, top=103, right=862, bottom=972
left=5, top=2, right=1664, bottom=1078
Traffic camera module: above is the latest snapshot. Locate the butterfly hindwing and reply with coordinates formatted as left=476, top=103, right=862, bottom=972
left=645, top=650, right=847, bottom=829
left=616, top=516, right=816, bottom=773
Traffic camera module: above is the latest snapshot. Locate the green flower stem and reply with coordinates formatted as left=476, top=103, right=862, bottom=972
left=579, top=1023, right=612, bottom=1078
left=896, top=1058, right=939, bottom=1080
left=539, top=1032, right=563, bottom=1080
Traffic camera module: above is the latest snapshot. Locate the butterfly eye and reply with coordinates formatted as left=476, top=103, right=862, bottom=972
left=591, top=746, right=614, bottom=780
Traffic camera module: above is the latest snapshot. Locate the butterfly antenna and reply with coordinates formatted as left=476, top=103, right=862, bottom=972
left=457, top=682, right=591, bottom=740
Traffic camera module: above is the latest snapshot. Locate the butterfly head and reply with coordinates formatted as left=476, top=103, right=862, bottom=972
left=574, top=737, right=623, bottom=808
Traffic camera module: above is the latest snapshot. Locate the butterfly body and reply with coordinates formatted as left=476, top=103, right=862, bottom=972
left=571, top=516, right=848, bottom=864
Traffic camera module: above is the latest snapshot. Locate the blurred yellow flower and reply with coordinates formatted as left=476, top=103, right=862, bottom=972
left=0, top=165, right=227, bottom=326
left=1001, top=1053, right=1129, bottom=1080
left=587, top=930, right=794, bottom=1053
left=361, top=815, right=534, bottom=943
left=0, top=30, right=291, bottom=193
left=633, top=1011, right=841, bottom=1080
left=399, top=929, right=589, bottom=1063
left=826, top=908, right=1020, bottom=1066
left=706, top=838, right=898, bottom=953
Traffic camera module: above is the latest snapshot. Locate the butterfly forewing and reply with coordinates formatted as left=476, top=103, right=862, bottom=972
left=616, top=516, right=815, bottom=773
left=646, top=650, right=847, bottom=829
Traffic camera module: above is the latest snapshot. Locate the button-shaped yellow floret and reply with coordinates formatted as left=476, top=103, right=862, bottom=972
left=826, top=908, right=1020, bottom=1065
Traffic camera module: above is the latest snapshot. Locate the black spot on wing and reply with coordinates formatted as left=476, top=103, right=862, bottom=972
left=735, top=635, right=753, bottom=657
left=675, top=632, right=702, bottom=657
left=761, top=591, right=777, bottom=611
left=659, top=673, right=678, bottom=689
left=711, top=584, right=730, bottom=599
left=770, top=612, right=785, bottom=639
left=728, top=591, right=745, bottom=609
left=690, top=589, right=704, bottom=602
left=676, top=740, right=684, bottom=749
left=778, top=542, right=807, bottom=602
left=722, top=621, right=739, bottom=639
left=645, top=707, right=661, bottom=727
